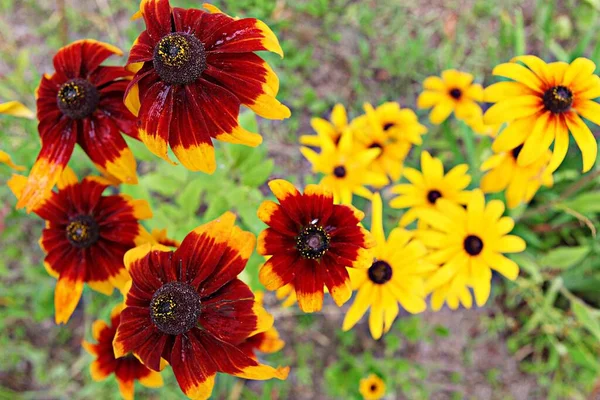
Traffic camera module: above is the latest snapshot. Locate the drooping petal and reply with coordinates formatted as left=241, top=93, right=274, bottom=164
left=137, top=81, right=175, bottom=164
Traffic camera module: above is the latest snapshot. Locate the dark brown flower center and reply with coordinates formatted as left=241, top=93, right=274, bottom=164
left=370, top=384, right=377, bottom=392
left=511, top=144, right=524, bottom=160
left=449, top=88, right=462, bottom=100
left=153, top=33, right=206, bottom=85
left=383, top=122, right=395, bottom=131
left=333, top=165, right=347, bottom=178
left=368, top=260, right=393, bottom=284
left=296, top=224, right=330, bottom=259
left=150, top=281, right=202, bottom=335
left=66, top=215, right=99, bottom=248
left=57, top=78, right=99, bottom=119
left=543, top=85, right=573, bottom=113
left=427, top=189, right=442, bottom=204
left=464, top=235, right=484, bottom=256
left=369, top=142, right=383, bottom=150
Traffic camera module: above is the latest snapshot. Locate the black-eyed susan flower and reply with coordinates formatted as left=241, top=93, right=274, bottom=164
left=8, top=169, right=152, bottom=323
left=301, top=130, right=388, bottom=204
left=342, top=194, right=436, bottom=339
left=238, top=291, right=285, bottom=358
left=359, top=374, right=386, bottom=400
left=350, top=103, right=426, bottom=183
left=17, top=40, right=138, bottom=212
left=113, top=212, right=289, bottom=400
left=417, top=190, right=526, bottom=309
left=481, top=144, right=553, bottom=209
left=390, top=151, right=472, bottom=227
left=125, top=0, right=290, bottom=173
left=484, top=55, right=600, bottom=173
left=257, top=180, right=375, bottom=313
left=417, top=70, right=484, bottom=124
left=299, top=104, right=349, bottom=147
left=82, top=304, right=163, bottom=400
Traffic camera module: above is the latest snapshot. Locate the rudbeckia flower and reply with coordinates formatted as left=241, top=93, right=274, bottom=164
left=417, top=190, right=526, bottom=309
left=125, top=0, right=290, bottom=173
left=82, top=304, right=163, bottom=400
left=481, top=144, right=553, bottom=209
left=390, top=151, right=472, bottom=226
left=257, top=180, right=375, bottom=312
left=8, top=169, right=152, bottom=323
left=0, top=150, right=25, bottom=170
left=359, top=374, right=386, bottom=400
left=299, top=104, right=349, bottom=147
left=417, top=70, right=484, bottom=124
left=301, top=130, right=388, bottom=204
left=17, top=40, right=138, bottom=212
left=237, top=291, right=285, bottom=357
left=483, top=56, right=600, bottom=173
left=342, top=194, right=436, bottom=339
left=113, top=212, right=289, bottom=400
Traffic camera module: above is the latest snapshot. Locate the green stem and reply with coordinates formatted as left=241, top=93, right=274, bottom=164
left=441, top=119, right=464, bottom=164
left=462, top=122, right=477, bottom=173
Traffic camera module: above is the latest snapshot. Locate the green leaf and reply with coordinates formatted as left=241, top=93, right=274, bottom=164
left=539, top=246, right=590, bottom=270
left=176, top=179, right=204, bottom=216
left=572, top=300, right=600, bottom=342
left=559, top=192, right=600, bottom=215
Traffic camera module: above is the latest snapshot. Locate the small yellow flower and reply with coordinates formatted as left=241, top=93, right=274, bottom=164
left=343, top=194, right=436, bottom=339
left=359, top=374, right=386, bottom=400
left=299, top=104, right=349, bottom=148
left=417, top=70, right=484, bottom=124
left=481, top=145, right=553, bottom=209
left=301, top=130, right=388, bottom=204
left=390, top=151, right=472, bottom=226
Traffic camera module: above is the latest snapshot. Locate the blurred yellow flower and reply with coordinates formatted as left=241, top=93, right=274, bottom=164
left=464, top=113, right=502, bottom=138
left=359, top=374, right=386, bottom=400
left=299, top=104, right=349, bottom=148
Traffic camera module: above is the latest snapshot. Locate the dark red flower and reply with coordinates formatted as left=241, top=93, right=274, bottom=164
left=124, top=0, right=290, bottom=174
left=17, top=40, right=139, bottom=213
left=113, top=212, right=289, bottom=400
left=8, top=169, right=152, bottom=324
left=257, top=180, right=375, bottom=313
left=83, top=305, right=163, bottom=400
left=237, top=291, right=285, bottom=358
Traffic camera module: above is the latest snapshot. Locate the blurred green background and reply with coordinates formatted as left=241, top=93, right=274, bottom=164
left=1, top=0, right=600, bottom=399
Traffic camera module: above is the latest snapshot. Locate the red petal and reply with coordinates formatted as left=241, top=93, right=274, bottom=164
left=90, top=66, right=132, bottom=87
left=131, top=329, right=168, bottom=372
left=53, top=40, right=123, bottom=81
left=113, top=306, right=158, bottom=359
left=170, top=334, right=217, bottom=400
left=127, top=249, right=174, bottom=300
left=319, top=259, right=351, bottom=306
left=258, top=254, right=298, bottom=291
left=140, top=0, right=173, bottom=43
left=127, top=31, right=155, bottom=65
left=172, top=7, right=206, bottom=34
left=328, top=204, right=362, bottom=228
left=257, top=228, right=296, bottom=256
left=294, top=258, right=324, bottom=313
left=137, top=81, right=175, bottom=163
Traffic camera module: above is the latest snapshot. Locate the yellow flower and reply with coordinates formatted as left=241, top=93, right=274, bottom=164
left=481, top=145, right=553, bottom=209
left=417, top=190, right=526, bottom=310
left=464, top=113, right=502, bottom=138
left=351, top=102, right=427, bottom=183
left=359, top=374, right=386, bottom=400
left=0, top=150, right=25, bottom=170
left=0, top=100, right=35, bottom=119
left=390, top=151, right=472, bottom=226
left=301, top=130, right=388, bottom=204
left=417, top=70, right=484, bottom=124
left=483, top=55, right=600, bottom=173
left=299, top=104, right=348, bottom=147
left=342, top=194, right=436, bottom=339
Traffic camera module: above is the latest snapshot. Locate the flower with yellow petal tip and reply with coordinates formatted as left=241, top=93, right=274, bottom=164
left=0, top=150, right=25, bottom=170
left=301, top=130, right=389, bottom=204
left=275, top=283, right=297, bottom=308
left=82, top=304, right=163, bottom=400
left=417, top=70, right=484, bottom=125
left=481, top=144, right=553, bottom=209
left=390, top=151, right=472, bottom=227
left=342, top=193, right=436, bottom=339
left=417, top=190, right=526, bottom=310
left=483, top=55, right=600, bottom=173
left=238, top=291, right=285, bottom=357
left=0, top=100, right=35, bottom=119
left=359, top=374, right=386, bottom=400
left=150, top=228, right=181, bottom=248
left=299, top=104, right=349, bottom=147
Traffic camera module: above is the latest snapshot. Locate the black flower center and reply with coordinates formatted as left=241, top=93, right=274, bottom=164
left=56, top=78, right=99, bottom=119
left=383, top=122, right=395, bottom=131
left=66, top=215, right=99, bottom=248
left=449, top=88, right=462, bottom=100
left=370, top=384, right=377, bottom=392
left=153, top=33, right=206, bottom=85
left=368, top=260, right=393, bottom=284
left=543, top=85, right=573, bottom=113
left=511, top=144, right=524, bottom=160
left=150, top=281, right=202, bottom=336
left=464, top=235, right=484, bottom=256
left=333, top=165, right=347, bottom=178
left=296, top=224, right=330, bottom=259
left=369, top=142, right=383, bottom=150
left=427, top=189, right=443, bottom=205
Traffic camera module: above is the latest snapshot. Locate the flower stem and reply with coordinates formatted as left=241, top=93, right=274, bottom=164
left=441, top=119, right=464, bottom=164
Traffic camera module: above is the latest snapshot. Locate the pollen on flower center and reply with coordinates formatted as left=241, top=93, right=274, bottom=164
left=296, top=224, right=330, bottom=259
left=368, top=260, right=393, bottom=284
left=542, top=85, right=573, bottom=113
left=511, top=144, right=524, bottom=160
left=427, top=189, right=443, bottom=204
left=57, top=78, right=99, bottom=119
left=463, top=235, right=484, bottom=256
left=66, top=215, right=99, bottom=248
left=449, top=88, right=462, bottom=100
left=333, top=165, right=347, bottom=178
left=150, top=281, right=202, bottom=336
left=153, top=33, right=206, bottom=85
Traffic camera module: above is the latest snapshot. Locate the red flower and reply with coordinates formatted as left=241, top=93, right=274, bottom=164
left=8, top=169, right=152, bottom=324
left=257, top=180, right=375, bottom=313
left=17, top=40, right=139, bottom=212
left=82, top=305, right=163, bottom=400
left=237, top=291, right=285, bottom=358
left=124, top=0, right=290, bottom=173
left=113, top=212, right=289, bottom=400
